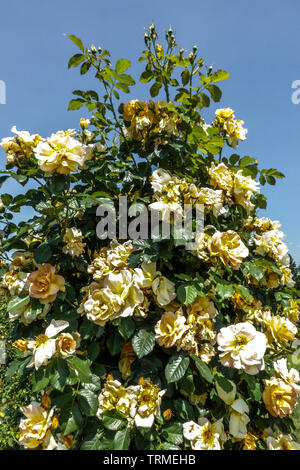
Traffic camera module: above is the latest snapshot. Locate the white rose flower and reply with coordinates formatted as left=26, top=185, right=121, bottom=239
left=217, top=322, right=267, bottom=375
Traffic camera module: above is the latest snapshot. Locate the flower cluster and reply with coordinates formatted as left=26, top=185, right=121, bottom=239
left=78, top=240, right=176, bottom=325
left=214, top=108, right=248, bottom=148
left=19, top=400, right=58, bottom=450
left=97, top=375, right=165, bottom=428
left=122, top=99, right=181, bottom=146
left=0, top=126, right=42, bottom=167
left=155, top=296, right=218, bottom=363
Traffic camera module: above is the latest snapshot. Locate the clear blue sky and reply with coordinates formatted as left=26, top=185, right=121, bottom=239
left=0, top=0, right=300, bottom=261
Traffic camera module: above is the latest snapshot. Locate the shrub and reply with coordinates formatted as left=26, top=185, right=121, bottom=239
left=0, top=24, right=299, bottom=450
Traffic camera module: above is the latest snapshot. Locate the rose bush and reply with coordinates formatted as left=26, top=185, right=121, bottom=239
left=0, top=24, right=299, bottom=450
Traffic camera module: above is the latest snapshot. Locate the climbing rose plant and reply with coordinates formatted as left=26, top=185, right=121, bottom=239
left=0, top=24, right=300, bottom=451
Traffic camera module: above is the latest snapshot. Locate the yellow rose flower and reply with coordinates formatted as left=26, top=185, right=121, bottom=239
left=263, top=377, right=297, bottom=418
left=259, top=309, right=297, bottom=347
left=26, top=263, right=65, bottom=304
left=155, top=311, right=188, bottom=348
left=19, top=402, right=57, bottom=450
left=209, top=230, right=249, bottom=270
left=34, top=130, right=91, bottom=175
left=208, top=162, right=233, bottom=196
left=56, top=332, right=80, bottom=358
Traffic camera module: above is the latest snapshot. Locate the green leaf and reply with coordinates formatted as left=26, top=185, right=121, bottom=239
left=132, top=329, right=155, bottom=359
left=34, top=243, right=52, bottom=264
left=68, top=53, right=86, bottom=68
left=215, top=373, right=233, bottom=393
left=150, top=81, right=162, bottom=97
left=236, top=285, right=253, bottom=302
left=68, top=99, right=85, bottom=110
left=78, top=389, right=99, bottom=416
left=32, top=367, right=50, bottom=392
left=181, top=69, right=190, bottom=86
left=140, top=70, right=153, bottom=83
left=49, top=358, right=70, bottom=391
left=114, top=428, right=131, bottom=450
left=115, top=59, right=131, bottom=74
left=165, top=353, right=190, bottom=383
left=191, top=355, right=214, bottom=383
left=206, top=84, right=222, bottom=102
left=66, top=34, right=84, bottom=52
left=67, top=356, right=92, bottom=383
left=63, top=402, right=83, bottom=435
left=216, top=283, right=235, bottom=301
left=176, top=284, right=198, bottom=306
left=162, top=423, right=183, bottom=445
left=7, top=294, right=30, bottom=313
left=107, top=330, right=123, bottom=356
left=101, top=409, right=128, bottom=431
left=118, top=317, right=135, bottom=340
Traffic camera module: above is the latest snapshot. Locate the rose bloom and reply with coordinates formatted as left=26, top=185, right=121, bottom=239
left=27, top=320, right=69, bottom=370
left=209, top=230, right=249, bottom=270
left=208, top=162, right=233, bottom=197
left=27, top=263, right=65, bottom=304
left=0, top=126, right=42, bottom=166
left=19, top=402, right=57, bottom=450
left=88, top=240, right=133, bottom=281
left=229, top=399, right=250, bottom=439
left=97, top=376, right=137, bottom=426
left=56, top=332, right=80, bottom=358
left=217, top=322, right=267, bottom=375
left=215, top=107, right=235, bottom=124
left=264, top=428, right=300, bottom=450
left=128, top=378, right=166, bottom=428
left=184, top=185, right=225, bottom=218
left=34, top=130, right=91, bottom=175
left=152, top=274, right=176, bottom=307
left=259, top=309, right=297, bottom=347
left=63, top=227, right=86, bottom=257
left=155, top=311, right=188, bottom=348
left=263, top=377, right=297, bottom=418
left=183, top=418, right=227, bottom=450
left=273, top=358, right=300, bottom=396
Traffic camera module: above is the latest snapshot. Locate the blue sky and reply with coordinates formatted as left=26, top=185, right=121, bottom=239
left=0, top=0, right=300, bottom=261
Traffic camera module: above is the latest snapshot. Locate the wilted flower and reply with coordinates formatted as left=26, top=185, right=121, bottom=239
left=128, top=378, right=166, bottom=428
left=63, top=227, right=86, bottom=257
left=217, top=322, right=267, bottom=375
left=119, top=342, right=136, bottom=379
left=88, top=240, right=133, bottom=281
left=0, top=126, right=42, bottom=166
left=27, top=263, right=65, bottom=304
left=97, top=376, right=137, bottom=424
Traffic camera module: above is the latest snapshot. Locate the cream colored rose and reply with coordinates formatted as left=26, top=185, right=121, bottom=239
left=34, top=130, right=91, bottom=175
left=19, top=402, right=57, bottom=450
left=264, top=428, right=300, bottom=450
left=183, top=417, right=227, bottom=450
left=97, top=377, right=137, bottom=426
left=27, top=320, right=69, bottom=370
left=26, top=263, right=65, bottom=304
left=273, top=358, right=300, bottom=396
left=155, top=311, right=188, bottom=348
left=208, top=162, right=233, bottom=196
left=88, top=240, right=133, bottom=281
left=152, top=274, right=176, bottom=306
left=209, top=230, right=249, bottom=270
left=217, top=322, right=267, bottom=375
